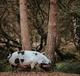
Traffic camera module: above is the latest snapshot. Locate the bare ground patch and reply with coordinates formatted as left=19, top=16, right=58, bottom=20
left=0, top=72, right=79, bottom=76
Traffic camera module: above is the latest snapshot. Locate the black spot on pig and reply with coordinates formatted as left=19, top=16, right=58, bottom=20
left=18, top=51, right=20, bottom=54
left=34, top=53, right=38, bottom=55
left=18, top=51, right=24, bottom=55
left=21, top=51, right=24, bottom=55
left=20, top=59, right=24, bottom=63
left=15, top=58, right=20, bottom=64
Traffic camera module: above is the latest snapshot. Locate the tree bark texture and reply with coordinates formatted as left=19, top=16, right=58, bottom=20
left=46, top=0, right=57, bottom=63
left=20, top=0, right=31, bottom=50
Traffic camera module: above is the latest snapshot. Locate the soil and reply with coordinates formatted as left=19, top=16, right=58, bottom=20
left=0, top=72, right=79, bottom=76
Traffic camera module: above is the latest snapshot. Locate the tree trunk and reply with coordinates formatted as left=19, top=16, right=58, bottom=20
left=19, top=0, right=31, bottom=50
left=46, top=0, right=57, bottom=64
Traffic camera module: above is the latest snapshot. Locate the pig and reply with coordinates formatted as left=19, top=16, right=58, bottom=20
left=7, top=50, right=51, bottom=71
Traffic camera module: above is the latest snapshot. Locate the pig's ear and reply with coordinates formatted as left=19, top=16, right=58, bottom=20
left=41, top=52, right=46, bottom=55
left=7, top=53, right=12, bottom=59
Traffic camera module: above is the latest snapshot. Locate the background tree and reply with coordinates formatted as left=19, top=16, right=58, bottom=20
left=19, top=0, right=31, bottom=50
left=0, top=0, right=80, bottom=72
left=46, top=0, right=57, bottom=64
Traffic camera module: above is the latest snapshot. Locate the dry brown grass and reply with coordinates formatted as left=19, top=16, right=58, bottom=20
left=0, top=72, right=79, bottom=76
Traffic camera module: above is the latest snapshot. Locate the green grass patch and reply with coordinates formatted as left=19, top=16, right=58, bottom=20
left=54, top=61, right=80, bottom=74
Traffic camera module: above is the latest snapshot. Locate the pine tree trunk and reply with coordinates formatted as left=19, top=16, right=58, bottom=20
left=46, top=0, right=57, bottom=63
left=20, top=0, right=31, bottom=50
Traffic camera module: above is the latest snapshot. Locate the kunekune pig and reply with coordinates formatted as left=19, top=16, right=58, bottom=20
left=7, top=50, right=51, bottom=71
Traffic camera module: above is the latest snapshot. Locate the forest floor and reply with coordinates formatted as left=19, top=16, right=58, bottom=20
left=0, top=72, right=80, bottom=76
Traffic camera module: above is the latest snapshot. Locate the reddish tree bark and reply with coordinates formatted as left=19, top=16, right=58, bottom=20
left=20, top=0, right=31, bottom=50
left=46, top=0, right=57, bottom=63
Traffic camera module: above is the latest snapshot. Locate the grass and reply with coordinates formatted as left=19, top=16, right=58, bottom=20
left=54, top=61, right=80, bottom=74
left=0, top=59, right=80, bottom=74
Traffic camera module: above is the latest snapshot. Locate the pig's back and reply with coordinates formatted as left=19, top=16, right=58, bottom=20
left=23, top=51, right=40, bottom=59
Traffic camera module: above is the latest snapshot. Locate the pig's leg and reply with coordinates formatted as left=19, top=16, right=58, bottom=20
left=11, top=65, right=18, bottom=72
left=30, top=62, right=36, bottom=71
left=31, top=63, right=35, bottom=69
left=35, top=64, right=44, bottom=72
